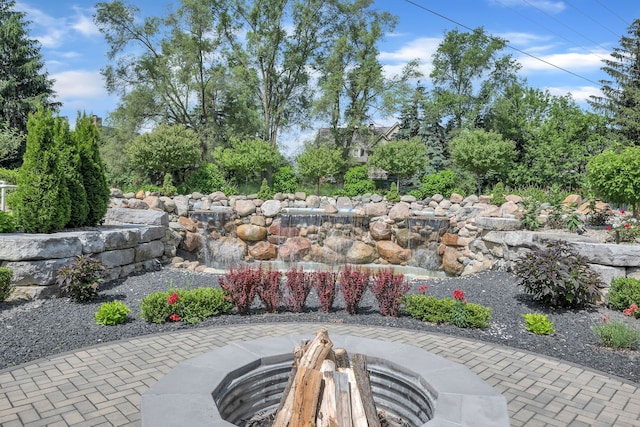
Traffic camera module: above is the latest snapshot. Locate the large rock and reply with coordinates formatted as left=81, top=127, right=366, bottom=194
left=268, top=221, right=299, bottom=238
left=173, top=196, right=190, bottom=217
left=235, top=199, right=257, bottom=217
left=563, top=194, right=583, bottom=208
left=159, top=196, right=176, bottom=213
left=236, top=224, right=268, bottom=242
left=178, top=216, right=198, bottom=233
left=369, top=221, right=392, bottom=240
left=4, top=258, right=74, bottom=287
left=207, top=237, right=247, bottom=265
left=346, top=241, right=377, bottom=264
left=278, top=237, right=311, bottom=261
left=102, top=228, right=141, bottom=250
left=336, top=197, right=353, bottom=210
left=309, top=244, right=345, bottom=264
left=388, top=202, right=411, bottom=221
left=127, top=198, right=149, bottom=209
left=261, top=200, right=282, bottom=217
left=104, top=208, right=169, bottom=226
left=249, top=241, right=277, bottom=260
left=135, top=241, right=166, bottom=262
left=364, top=202, right=388, bottom=217
left=0, top=234, right=82, bottom=261
left=475, top=217, right=521, bottom=231
left=376, top=240, right=411, bottom=264
left=323, top=235, right=354, bottom=254
left=442, top=246, right=464, bottom=275
left=143, top=196, right=165, bottom=211
left=180, top=231, right=202, bottom=252
left=98, top=248, right=136, bottom=267
left=396, top=229, right=422, bottom=248
left=499, top=201, right=519, bottom=217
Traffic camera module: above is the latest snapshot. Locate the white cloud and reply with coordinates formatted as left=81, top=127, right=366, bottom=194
left=496, top=31, right=551, bottom=46
left=518, top=50, right=607, bottom=73
left=16, top=2, right=66, bottom=48
left=379, top=37, right=440, bottom=62
left=546, top=85, right=600, bottom=102
left=489, top=0, right=566, bottom=14
left=71, top=8, right=101, bottom=37
left=51, top=70, right=107, bottom=99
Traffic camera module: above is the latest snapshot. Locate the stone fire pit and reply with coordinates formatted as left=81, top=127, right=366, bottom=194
left=141, top=334, right=509, bottom=426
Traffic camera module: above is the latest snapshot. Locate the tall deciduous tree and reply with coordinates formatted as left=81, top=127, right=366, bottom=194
left=588, top=147, right=640, bottom=215
left=589, top=19, right=640, bottom=145
left=296, top=144, right=344, bottom=194
left=0, top=0, right=59, bottom=157
left=430, top=27, right=520, bottom=133
left=213, top=137, right=283, bottom=186
left=369, top=138, right=427, bottom=188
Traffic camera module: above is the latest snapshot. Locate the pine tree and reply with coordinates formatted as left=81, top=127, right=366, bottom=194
left=12, top=107, right=70, bottom=233
left=55, top=117, right=88, bottom=228
left=0, top=0, right=59, bottom=136
left=589, top=19, right=640, bottom=144
left=73, top=113, right=110, bottom=226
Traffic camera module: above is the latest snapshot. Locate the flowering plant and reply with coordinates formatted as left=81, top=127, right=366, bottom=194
left=624, top=303, right=639, bottom=318
left=167, top=292, right=179, bottom=305
left=418, top=284, right=429, bottom=295
left=169, top=313, right=181, bottom=322
left=450, top=289, right=468, bottom=327
left=453, top=289, right=465, bottom=301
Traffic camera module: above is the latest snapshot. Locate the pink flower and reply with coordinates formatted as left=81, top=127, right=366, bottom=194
left=169, top=313, right=181, bottom=322
left=453, top=289, right=465, bottom=301
left=605, top=225, right=611, bottom=231
left=620, top=209, right=625, bottom=214
left=602, top=316, right=607, bottom=322
left=624, top=308, right=632, bottom=316
left=630, top=303, right=638, bottom=312
left=624, top=223, right=630, bottom=229
left=167, top=292, right=179, bottom=305
left=418, top=284, right=429, bottom=294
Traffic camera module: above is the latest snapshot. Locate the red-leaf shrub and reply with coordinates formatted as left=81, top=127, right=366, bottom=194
left=339, top=264, right=370, bottom=315
left=218, top=264, right=261, bottom=315
left=371, top=268, right=409, bottom=317
left=284, top=266, right=313, bottom=312
left=257, top=265, right=282, bottom=313
left=312, top=271, right=338, bottom=312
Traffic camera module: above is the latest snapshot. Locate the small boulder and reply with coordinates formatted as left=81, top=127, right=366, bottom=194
left=249, top=241, right=277, bottom=260
left=388, top=202, right=411, bottom=221
left=278, top=237, right=311, bottom=261
left=376, top=240, right=411, bottom=264
left=236, top=224, right=268, bottom=242
left=370, top=221, right=392, bottom=240
left=346, top=241, right=377, bottom=264
left=235, top=199, right=257, bottom=217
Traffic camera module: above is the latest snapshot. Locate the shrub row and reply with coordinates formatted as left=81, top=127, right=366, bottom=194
left=402, top=294, right=492, bottom=329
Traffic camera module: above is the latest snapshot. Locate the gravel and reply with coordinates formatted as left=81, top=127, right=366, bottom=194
left=1, top=267, right=638, bottom=384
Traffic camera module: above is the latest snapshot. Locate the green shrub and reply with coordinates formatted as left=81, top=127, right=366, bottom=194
left=342, top=165, right=376, bottom=197
left=95, top=301, right=131, bottom=325
left=489, top=182, right=508, bottom=206
left=522, top=313, right=555, bottom=335
left=162, top=173, right=177, bottom=197
left=408, top=189, right=423, bottom=199
left=386, top=182, right=400, bottom=202
left=608, top=278, right=640, bottom=311
left=421, top=169, right=458, bottom=198
left=0, top=167, right=18, bottom=184
left=140, top=287, right=233, bottom=324
left=402, top=294, right=491, bottom=328
left=592, top=318, right=640, bottom=350
left=272, top=166, right=298, bottom=194
left=521, top=198, right=542, bottom=230
left=56, top=255, right=105, bottom=302
left=0, top=211, right=17, bottom=233
left=0, top=267, right=13, bottom=301
left=181, top=162, right=226, bottom=194
left=514, top=240, right=603, bottom=308
left=257, top=178, right=272, bottom=200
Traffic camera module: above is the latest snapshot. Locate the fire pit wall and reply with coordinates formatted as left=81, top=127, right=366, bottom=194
left=141, top=335, right=510, bottom=427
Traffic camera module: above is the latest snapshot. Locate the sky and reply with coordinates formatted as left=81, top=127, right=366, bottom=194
left=13, top=0, right=640, bottom=154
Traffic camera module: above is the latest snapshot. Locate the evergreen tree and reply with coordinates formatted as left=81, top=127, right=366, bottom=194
left=12, top=107, right=70, bottom=233
left=395, top=85, right=424, bottom=140
left=55, top=116, right=88, bottom=228
left=0, top=0, right=59, bottom=136
left=589, top=19, right=640, bottom=144
left=74, top=113, right=110, bottom=226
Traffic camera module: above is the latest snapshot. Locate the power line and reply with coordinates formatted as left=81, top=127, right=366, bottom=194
left=401, top=0, right=603, bottom=88
left=564, top=0, right=621, bottom=39
left=593, top=0, right=631, bottom=27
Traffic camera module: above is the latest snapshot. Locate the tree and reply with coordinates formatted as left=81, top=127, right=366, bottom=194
left=430, top=27, right=520, bottom=132
left=0, top=123, right=24, bottom=168
left=369, top=138, right=427, bottom=188
left=296, top=145, right=344, bottom=194
left=126, top=124, right=201, bottom=184
left=214, top=137, right=283, bottom=188
left=587, top=147, right=640, bottom=215
left=0, top=0, right=59, bottom=157
left=589, top=19, right=640, bottom=144
left=12, top=107, right=70, bottom=233
left=74, top=113, right=110, bottom=226
left=449, top=129, right=515, bottom=193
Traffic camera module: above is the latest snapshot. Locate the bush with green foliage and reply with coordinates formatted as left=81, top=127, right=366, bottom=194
left=12, top=107, right=71, bottom=233
left=522, top=313, right=555, bottom=335
left=140, top=287, right=233, bottom=324
left=489, top=182, right=508, bottom=206
left=0, top=123, right=25, bottom=169
left=342, top=165, right=376, bottom=197
left=95, top=301, right=131, bottom=325
left=592, top=318, right=640, bottom=350
left=55, top=255, right=105, bottom=302
left=0, top=211, right=17, bottom=233
left=0, top=266, right=13, bottom=301
left=272, top=166, right=298, bottom=194
left=386, top=182, right=400, bottom=202
left=514, top=240, right=603, bottom=308
left=402, top=294, right=492, bottom=328
left=0, top=167, right=18, bottom=184
left=421, top=169, right=458, bottom=198
left=55, top=116, right=88, bottom=228
left=180, top=163, right=226, bottom=194
left=162, top=173, right=177, bottom=197
left=588, top=147, right=640, bottom=214
left=608, top=278, right=640, bottom=312
left=257, top=178, right=272, bottom=200
left=521, top=198, right=542, bottom=230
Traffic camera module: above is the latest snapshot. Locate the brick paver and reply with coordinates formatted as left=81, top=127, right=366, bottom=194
left=1, top=323, right=639, bottom=426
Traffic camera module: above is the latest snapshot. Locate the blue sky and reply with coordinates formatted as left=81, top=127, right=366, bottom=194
left=13, top=0, right=640, bottom=153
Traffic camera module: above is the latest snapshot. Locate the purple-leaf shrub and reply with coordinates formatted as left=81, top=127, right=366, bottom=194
left=371, top=268, right=409, bottom=317
left=257, top=265, right=282, bottom=313
left=218, top=264, right=260, bottom=315
left=312, top=270, right=338, bottom=313
left=339, top=264, right=370, bottom=315
left=285, top=266, right=313, bottom=312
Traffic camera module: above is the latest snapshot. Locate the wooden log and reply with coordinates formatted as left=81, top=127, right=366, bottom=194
left=334, top=370, right=353, bottom=427
left=345, top=368, right=368, bottom=427
left=299, top=328, right=333, bottom=370
left=352, top=353, right=381, bottom=427
left=290, top=366, right=323, bottom=427
left=334, top=348, right=350, bottom=369
left=317, top=361, right=338, bottom=427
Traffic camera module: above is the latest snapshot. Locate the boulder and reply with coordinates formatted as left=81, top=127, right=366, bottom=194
left=370, top=221, right=392, bottom=240
left=336, top=197, right=354, bottom=210
left=180, top=231, right=202, bottom=252
left=323, top=235, right=354, bottom=254
left=376, top=240, right=411, bottom=264
left=306, top=195, right=320, bottom=208
left=236, top=224, right=268, bottom=242
left=268, top=221, right=299, bottom=238
left=364, top=202, right=388, bottom=217
left=400, top=195, right=417, bottom=203
left=235, top=199, right=256, bottom=217
left=160, top=196, right=176, bottom=213
left=261, top=200, right=282, bottom=217
left=396, top=229, right=423, bottom=248
left=4, top=258, right=74, bottom=287
left=135, top=241, right=166, bottom=262
left=143, top=196, right=165, bottom=210
left=110, top=188, right=124, bottom=198
left=104, top=208, right=169, bottom=226
left=440, top=233, right=459, bottom=246
left=250, top=215, right=266, bottom=226
left=309, top=244, right=345, bottom=264
left=442, top=246, right=464, bottom=275
left=127, top=199, right=149, bottom=209
left=278, top=237, right=311, bottom=261
left=505, top=194, right=523, bottom=204
left=135, top=190, right=145, bottom=199
left=249, top=241, right=277, bottom=260
left=450, top=193, right=464, bottom=203
left=346, top=241, right=377, bottom=264
left=0, top=234, right=82, bottom=261
left=388, top=202, right=411, bottom=221
left=207, top=237, right=247, bottom=265
left=178, top=216, right=198, bottom=233
left=499, top=201, right=520, bottom=217
left=324, top=204, right=338, bottom=214
left=563, top=194, right=583, bottom=208
left=174, top=196, right=190, bottom=217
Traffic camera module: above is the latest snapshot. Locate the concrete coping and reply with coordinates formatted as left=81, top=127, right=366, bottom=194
left=141, top=334, right=509, bottom=427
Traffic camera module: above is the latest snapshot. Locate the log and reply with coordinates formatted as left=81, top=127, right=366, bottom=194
left=333, top=370, right=353, bottom=427
left=345, top=368, right=367, bottom=427
left=290, top=366, right=323, bottom=427
left=352, top=353, right=381, bottom=427
left=317, top=361, right=338, bottom=427
left=334, top=348, right=350, bottom=369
